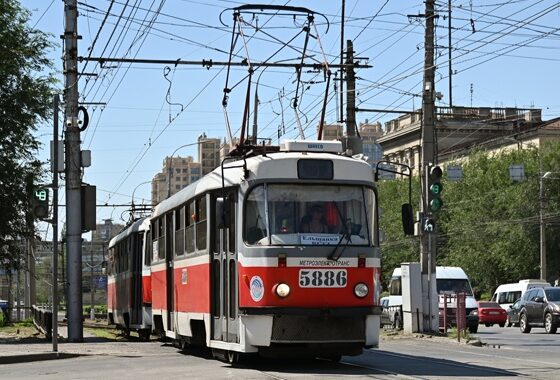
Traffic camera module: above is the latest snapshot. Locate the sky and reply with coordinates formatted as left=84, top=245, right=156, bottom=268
left=21, top=0, right=560, bottom=239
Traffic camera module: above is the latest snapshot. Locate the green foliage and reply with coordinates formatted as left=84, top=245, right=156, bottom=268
left=378, top=142, right=560, bottom=294
left=83, top=305, right=108, bottom=315
left=0, top=0, right=56, bottom=268
left=0, top=311, right=5, bottom=327
left=377, top=176, right=422, bottom=289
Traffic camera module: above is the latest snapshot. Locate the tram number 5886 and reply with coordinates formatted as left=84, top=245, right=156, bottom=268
left=299, top=269, right=347, bottom=288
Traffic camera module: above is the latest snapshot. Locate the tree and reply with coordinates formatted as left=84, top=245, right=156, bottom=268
left=377, top=142, right=560, bottom=296
left=0, top=0, right=56, bottom=269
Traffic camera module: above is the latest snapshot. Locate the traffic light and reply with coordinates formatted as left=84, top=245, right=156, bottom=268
left=428, top=165, right=443, bottom=212
left=32, top=187, right=49, bottom=219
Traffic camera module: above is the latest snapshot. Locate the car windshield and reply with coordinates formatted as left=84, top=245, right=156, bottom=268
left=479, top=302, right=499, bottom=308
left=545, top=288, right=560, bottom=302
left=436, top=279, right=473, bottom=296
left=244, top=184, right=375, bottom=246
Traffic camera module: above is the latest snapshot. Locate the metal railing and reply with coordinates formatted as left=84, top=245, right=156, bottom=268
left=32, top=305, right=52, bottom=339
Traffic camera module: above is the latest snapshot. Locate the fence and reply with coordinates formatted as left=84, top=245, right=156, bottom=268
left=439, top=293, right=466, bottom=339
left=32, top=305, right=52, bottom=339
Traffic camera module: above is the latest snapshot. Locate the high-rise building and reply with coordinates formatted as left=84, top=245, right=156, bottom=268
left=198, top=133, right=221, bottom=175
left=151, top=156, right=202, bottom=204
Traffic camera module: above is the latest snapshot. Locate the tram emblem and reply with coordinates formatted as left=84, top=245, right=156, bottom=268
left=250, top=276, right=264, bottom=302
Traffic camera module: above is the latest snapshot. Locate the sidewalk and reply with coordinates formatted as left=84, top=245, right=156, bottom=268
left=0, top=322, right=136, bottom=365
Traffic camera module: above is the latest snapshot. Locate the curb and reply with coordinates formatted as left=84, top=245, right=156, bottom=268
left=0, top=352, right=81, bottom=365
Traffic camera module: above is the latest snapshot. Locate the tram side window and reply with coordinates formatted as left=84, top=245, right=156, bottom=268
left=158, top=217, right=165, bottom=261
left=144, top=231, right=152, bottom=266
left=185, top=201, right=195, bottom=254
left=151, top=218, right=164, bottom=262
left=195, top=197, right=207, bottom=250
left=245, top=185, right=268, bottom=245
left=175, top=207, right=185, bottom=257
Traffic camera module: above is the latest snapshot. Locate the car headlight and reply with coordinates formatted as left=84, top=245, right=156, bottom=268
left=354, top=283, right=369, bottom=298
left=552, top=304, right=560, bottom=313
left=275, top=283, right=290, bottom=298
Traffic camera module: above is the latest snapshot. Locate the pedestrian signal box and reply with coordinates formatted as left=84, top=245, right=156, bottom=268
left=32, top=187, right=49, bottom=219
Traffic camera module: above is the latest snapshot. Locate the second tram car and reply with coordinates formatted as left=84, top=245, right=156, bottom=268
left=148, top=140, right=381, bottom=361
left=107, top=217, right=152, bottom=339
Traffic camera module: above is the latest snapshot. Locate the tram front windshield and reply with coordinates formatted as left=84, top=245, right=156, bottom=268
left=245, top=184, right=375, bottom=246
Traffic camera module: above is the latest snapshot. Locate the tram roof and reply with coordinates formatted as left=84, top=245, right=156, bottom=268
left=152, top=151, right=374, bottom=218
left=108, top=217, right=149, bottom=248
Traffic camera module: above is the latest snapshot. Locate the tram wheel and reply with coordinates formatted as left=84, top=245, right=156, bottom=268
left=139, top=329, right=151, bottom=341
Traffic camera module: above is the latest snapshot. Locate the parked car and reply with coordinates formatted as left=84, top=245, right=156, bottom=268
left=474, top=301, right=507, bottom=327
left=380, top=297, right=392, bottom=327
left=518, top=287, right=560, bottom=334
left=380, top=296, right=403, bottom=329
left=506, top=298, right=522, bottom=327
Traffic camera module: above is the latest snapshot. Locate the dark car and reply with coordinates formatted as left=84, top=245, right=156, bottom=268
left=506, top=298, right=522, bottom=327
left=518, top=287, right=560, bottom=334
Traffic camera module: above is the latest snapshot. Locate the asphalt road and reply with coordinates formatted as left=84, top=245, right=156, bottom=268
left=2, top=325, right=560, bottom=379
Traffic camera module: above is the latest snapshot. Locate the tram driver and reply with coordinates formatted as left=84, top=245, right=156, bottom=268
left=299, top=204, right=329, bottom=233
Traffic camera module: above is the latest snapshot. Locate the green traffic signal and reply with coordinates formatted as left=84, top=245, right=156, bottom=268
left=430, top=197, right=443, bottom=211
left=430, top=182, right=443, bottom=195
left=428, top=165, right=443, bottom=212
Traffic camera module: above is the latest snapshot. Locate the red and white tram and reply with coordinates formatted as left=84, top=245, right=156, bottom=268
left=107, top=217, right=152, bottom=339
left=148, top=140, right=381, bottom=361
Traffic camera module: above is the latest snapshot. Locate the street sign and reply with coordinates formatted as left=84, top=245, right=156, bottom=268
left=423, top=218, right=436, bottom=233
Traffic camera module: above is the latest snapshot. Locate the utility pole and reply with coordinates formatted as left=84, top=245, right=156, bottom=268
left=420, top=0, right=438, bottom=332
left=448, top=0, right=453, bottom=108
left=52, top=94, right=60, bottom=352
left=339, top=0, right=345, bottom=124
left=63, top=0, right=83, bottom=342
left=344, top=40, right=362, bottom=155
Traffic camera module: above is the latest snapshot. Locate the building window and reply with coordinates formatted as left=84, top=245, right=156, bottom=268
left=175, top=185, right=181, bottom=189
left=191, top=167, right=200, bottom=174
left=182, top=168, right=188, bottom=173
left=175, top=168, right=181, bottom=173
left=175, top=176, right=180, bottom=181
left=183, top=176, right=187, bottom=181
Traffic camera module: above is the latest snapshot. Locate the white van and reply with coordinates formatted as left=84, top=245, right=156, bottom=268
left=389, top=266, right=479, bottom=332
left=491, top=279, right=550, bottom=310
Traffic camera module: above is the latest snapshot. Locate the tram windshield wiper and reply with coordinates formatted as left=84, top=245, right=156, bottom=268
left=328, top=201, right=352, bottom=261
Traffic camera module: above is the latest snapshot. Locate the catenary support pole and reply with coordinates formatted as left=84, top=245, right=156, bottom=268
left=52, top=94, right=59, bottom=352
left=420, top=0, right=438, bottom=332
left=64, top=0, right=83, bottom=342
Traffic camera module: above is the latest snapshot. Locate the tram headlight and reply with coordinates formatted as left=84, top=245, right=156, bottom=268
left=275, top=283, right=291, bottom=298
left=354, top=283, right=369, bottom=298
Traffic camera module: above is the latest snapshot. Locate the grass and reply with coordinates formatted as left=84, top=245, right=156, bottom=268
left=447, top=327, right=474, bottom=342
left=84, top=326, right=124, bottom=340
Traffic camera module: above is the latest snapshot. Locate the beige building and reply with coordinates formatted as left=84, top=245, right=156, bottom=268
left=91, top=219, right=125, bottom=242
left=319, top=124, right=344, bottom=141
left=151, top=156, right=202, bottom=205
left=198, top=133, right=221, bottom=176
left=376, top=106, right=560, bottom=174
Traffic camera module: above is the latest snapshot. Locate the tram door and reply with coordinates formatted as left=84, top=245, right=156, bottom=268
left=130, top=233, right=142, bottom=325
left=211, top=192, right=238, bottom=343
left=165, top=213, right=174, bottom=332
